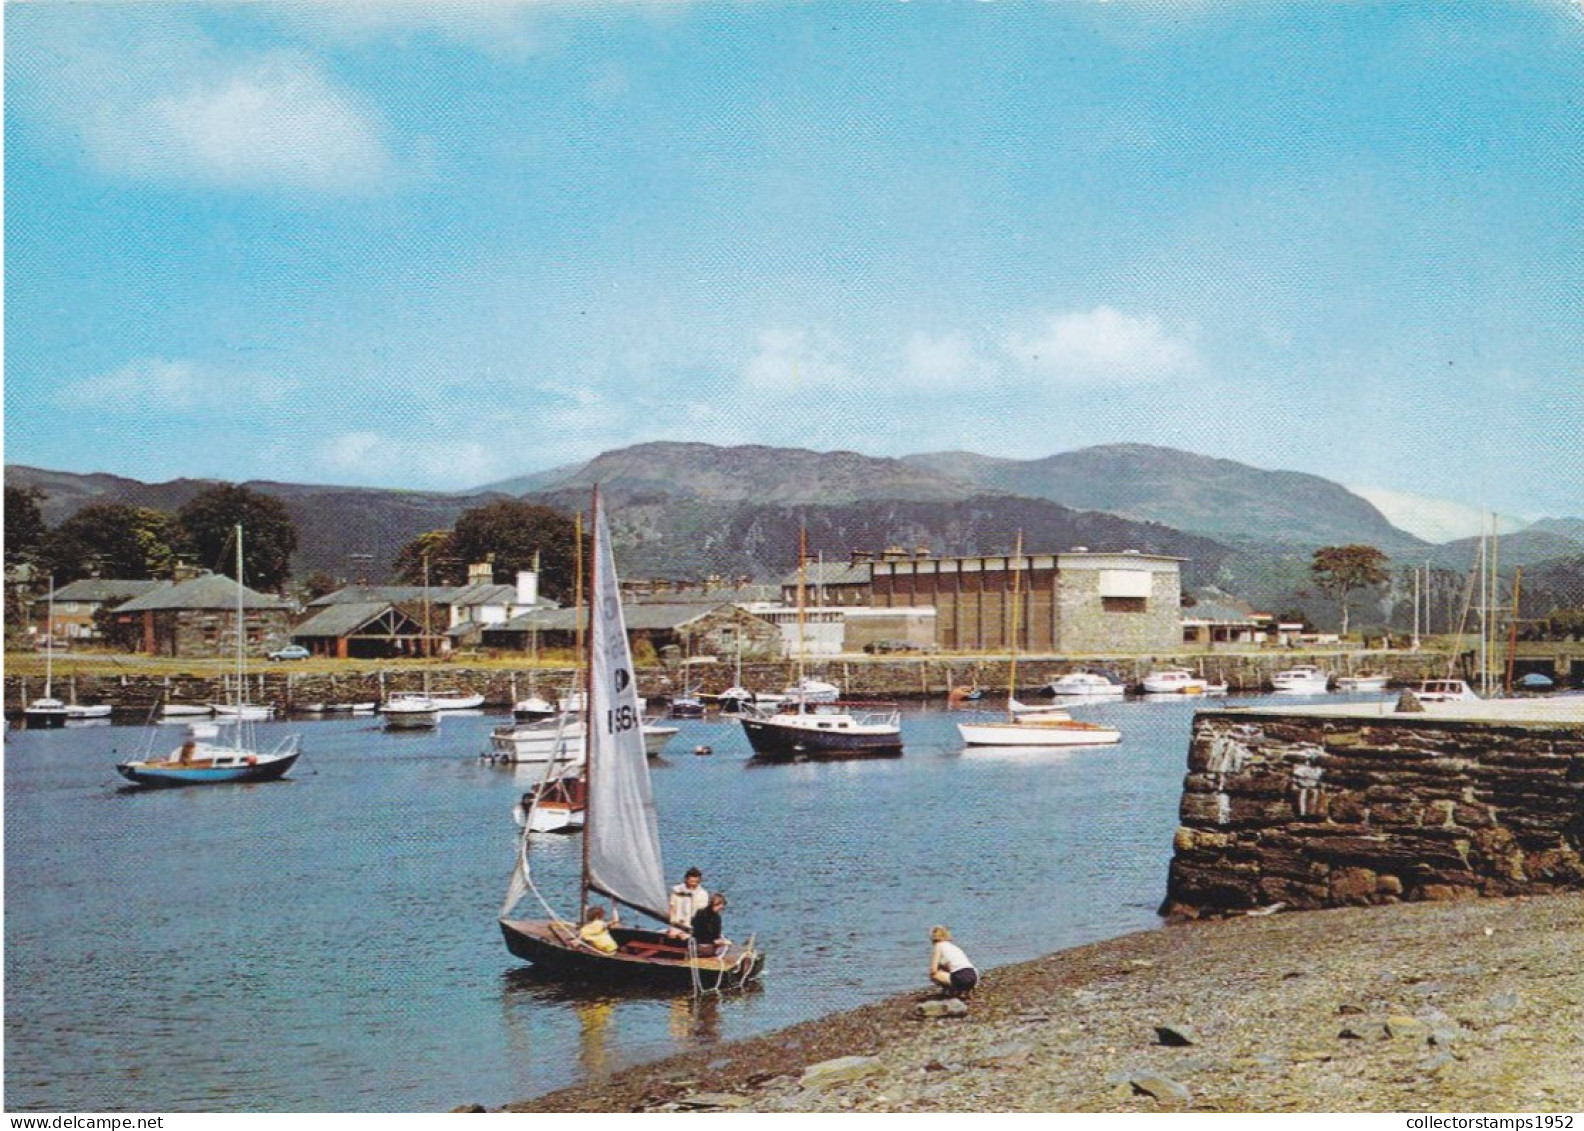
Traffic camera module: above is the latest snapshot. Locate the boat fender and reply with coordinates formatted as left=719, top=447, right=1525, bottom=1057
left=694, top=745, right=712, bottom=756
left=246, top=755, right=258, bottom=766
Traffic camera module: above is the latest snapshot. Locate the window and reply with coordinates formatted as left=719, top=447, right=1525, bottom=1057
left=1102, top=596, right=1147, bottom=613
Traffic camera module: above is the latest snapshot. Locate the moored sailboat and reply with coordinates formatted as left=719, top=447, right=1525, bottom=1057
left=499, top=489, right=765, bottom=989
left=739, top=530, right=902, bottom=761
left=116, top=526, right=302, bottom=787
left=958, top=532, right=1121, bottom=749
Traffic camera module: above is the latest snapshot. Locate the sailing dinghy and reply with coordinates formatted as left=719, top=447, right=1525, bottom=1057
left=499, top=490, right=765, bottom=990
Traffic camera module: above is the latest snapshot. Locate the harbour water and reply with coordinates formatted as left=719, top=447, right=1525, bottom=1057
left=3, top=691, right=1350, bottom=1112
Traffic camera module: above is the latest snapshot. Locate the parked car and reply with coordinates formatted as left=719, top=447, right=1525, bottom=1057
left=267, top=644, right=311, bottom=662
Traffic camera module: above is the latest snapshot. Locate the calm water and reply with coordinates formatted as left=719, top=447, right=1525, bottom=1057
left=2, top=692, right=1343, bottom=1112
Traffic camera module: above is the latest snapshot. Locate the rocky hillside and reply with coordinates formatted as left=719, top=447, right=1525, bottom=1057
left=904, top=444, right=1422, bottom=553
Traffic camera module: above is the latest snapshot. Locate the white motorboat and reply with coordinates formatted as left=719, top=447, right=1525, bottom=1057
left=1141, top=669, right=1212, bottom=694
left=1335, top=673, right=1389, bottom=693
left=1413, top=679, right=1479, bottom=702
left=382, top=691, right=440, bottom=729
left=512, top=695, right=556, bottom=722
left=429, top=691, right=485, bottom=711
left=1044, top=671, right=1128, bottom=698
left=1271, top=665, right=1331, bottom=694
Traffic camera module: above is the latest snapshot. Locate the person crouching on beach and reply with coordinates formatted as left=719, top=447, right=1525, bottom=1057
left=929, top=926, right=978, bottom=997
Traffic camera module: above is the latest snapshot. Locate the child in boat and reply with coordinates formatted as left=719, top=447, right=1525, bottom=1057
left=579, top=906, right=620, bottom=954
left=929, top=926, right=979, bottom=997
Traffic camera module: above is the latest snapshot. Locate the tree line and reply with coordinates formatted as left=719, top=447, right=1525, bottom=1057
left=5, top=485, right=582, bottom=603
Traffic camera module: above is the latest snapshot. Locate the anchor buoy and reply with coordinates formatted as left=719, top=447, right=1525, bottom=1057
left=693, top=744, right=712, bottom=756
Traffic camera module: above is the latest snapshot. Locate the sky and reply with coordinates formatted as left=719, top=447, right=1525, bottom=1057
left=4, top=1, right=1581, bottom=539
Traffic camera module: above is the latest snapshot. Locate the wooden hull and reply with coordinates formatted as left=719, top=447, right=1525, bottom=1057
left=499, top=918, right=764, bottom=990
left=740, top=715, right=903, bottom=761
left=116, top=750, right=301, bottom=788
left=957, top=720, right=1120, bottom=747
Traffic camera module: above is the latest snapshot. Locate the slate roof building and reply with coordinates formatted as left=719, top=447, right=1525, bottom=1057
left=35, top=579, right=163, bottom=643
left=110, top=574, right=294, bottom=658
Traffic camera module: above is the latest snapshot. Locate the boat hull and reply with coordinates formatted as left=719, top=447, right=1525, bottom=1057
left=24, top=706, right=68, bottom=728
left=739, top=715, right=903, bottom=761
left=116, top=750, right=301, bottom=788
left=957, top=720, right=1120, bottom=747
left=499, top=918, right=764, bottom=990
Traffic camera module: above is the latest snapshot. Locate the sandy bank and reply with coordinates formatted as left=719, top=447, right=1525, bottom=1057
left=500, top=893, right=1583, bottom=1113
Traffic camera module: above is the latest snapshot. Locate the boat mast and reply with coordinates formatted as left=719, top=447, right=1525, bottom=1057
left=1006, top=531, right=1023, bottom=722
left=797, top=527, right=808, bottom=714
left=1505, top=566, right=1522, bottom=694
left=235, top=524, right=245, bottom=750
left=43, top=574, right=55, bottom=699
left=579, top=495, right=595, bottom=923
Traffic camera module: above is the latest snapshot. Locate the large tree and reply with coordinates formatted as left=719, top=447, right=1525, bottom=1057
left=392, top=530, right=459, bottom=585
left=5, top=486, right=47, bottom=568
left=1310, top=544, right=1391, bottom=637
left=393, top=502, right=582, bottom=602
left=178, top=484, right=298, bottom=591
left=42, top=504, right=189, bottom=582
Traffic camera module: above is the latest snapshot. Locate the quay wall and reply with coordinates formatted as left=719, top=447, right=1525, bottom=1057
left=1163, top=708, right=1584, bottom=918
left=5, top=651, right=1485, bottom=719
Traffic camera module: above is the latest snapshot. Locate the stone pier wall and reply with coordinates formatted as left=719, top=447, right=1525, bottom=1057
left=1163, top=709, right=1584, bottom=918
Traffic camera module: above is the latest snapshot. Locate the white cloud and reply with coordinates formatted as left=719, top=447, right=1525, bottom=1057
left=901, top=331, right=995, bottom=390
left=1003, top=306, right=1198, bottom=384
left=741, top=329, right=854, bottom=392
left=58, top=359, right=299, bottom=416
left=92, top=52, right=389, bottom=193
left=1350, top=486, right=1532, bottom=543
left=319, top=431, right=508, bottom=488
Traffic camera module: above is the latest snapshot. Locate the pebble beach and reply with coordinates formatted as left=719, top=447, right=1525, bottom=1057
left=499, top=893, right=1583, bottom=1114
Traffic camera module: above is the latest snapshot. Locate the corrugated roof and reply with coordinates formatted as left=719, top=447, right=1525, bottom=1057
left=114, top=574, right=291, bottom=612
left=49, top=579, right=164, bottom=602
left=292, top=602, right=413, bottom=637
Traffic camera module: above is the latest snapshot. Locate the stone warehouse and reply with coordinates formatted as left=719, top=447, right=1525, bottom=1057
left=867, top=548, right=1182, bottom=653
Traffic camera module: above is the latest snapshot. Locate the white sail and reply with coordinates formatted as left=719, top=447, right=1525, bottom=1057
left=584, top=493, right=670, bottom=922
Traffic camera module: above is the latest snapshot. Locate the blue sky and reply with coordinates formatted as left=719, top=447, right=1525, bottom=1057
left=5, top=2, right=1580, bottom=537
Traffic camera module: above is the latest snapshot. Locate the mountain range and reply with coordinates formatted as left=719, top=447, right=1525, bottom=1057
left=9, top=443, right=1582, bottom=627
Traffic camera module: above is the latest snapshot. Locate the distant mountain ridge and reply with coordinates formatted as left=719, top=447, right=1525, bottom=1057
left=903, top=443, right=1422, bottom=553
left=508, top=441, right=984, bottom=505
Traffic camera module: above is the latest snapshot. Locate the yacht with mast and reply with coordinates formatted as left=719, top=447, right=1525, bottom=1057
left=116, top=527, right=302, bottom=787
left=738, top=531, right=902, bottom=761
left=499, top=489, right=765, bottom=988
left=957, top=533, right=1121, bottom=748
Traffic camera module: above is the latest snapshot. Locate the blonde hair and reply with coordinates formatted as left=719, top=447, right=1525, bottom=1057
left=930, top=926, right=951, bottom=942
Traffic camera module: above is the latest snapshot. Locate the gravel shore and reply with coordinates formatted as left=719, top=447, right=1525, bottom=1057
left=501, top=893, right=1583, bottom=1113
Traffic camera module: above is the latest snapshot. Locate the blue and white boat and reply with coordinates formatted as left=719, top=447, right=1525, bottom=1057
left=115, top=525, right=302, bottom=789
